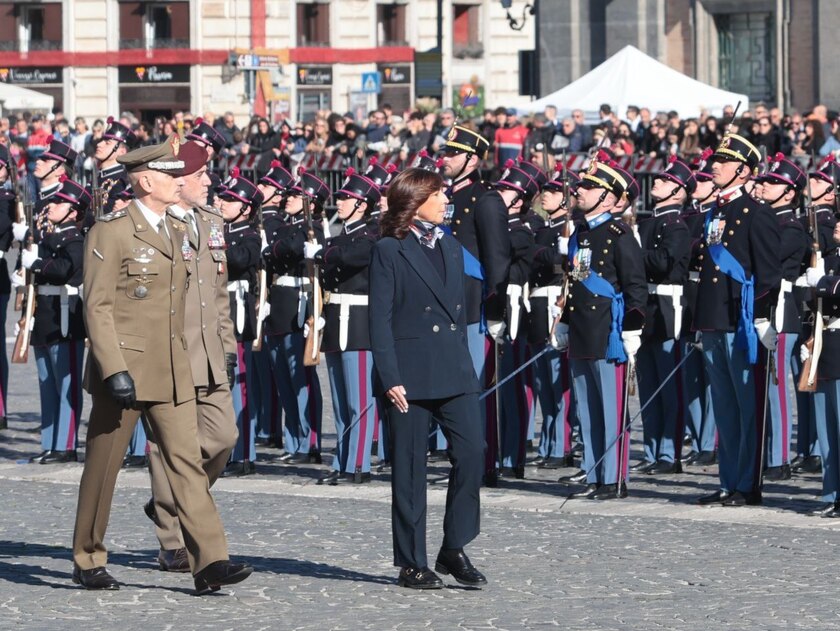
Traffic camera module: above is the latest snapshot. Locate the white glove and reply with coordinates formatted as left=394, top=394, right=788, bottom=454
left=486, top=320, right=506, bottom=343
left=303, top=241, right=323, bottom=260
left=11, top=270, right=25, bottom=289
left=260, top=231, right=269, bottom=252
left=754, top=318, right=777, bottom=351
left=13, top=321, right=19, bottom=337
left=303, top=316, right=325, bottom=338
left=806, top=258, right=826, bottom=287
left=12, top=222, right=28, bottom=242
left=621, top=330, right=642, bottom=358
left=557, top=236, right=570, bottom=255
left=794, top=274, right=810, bottom=288
left=257, top=301, right=271, bottom=322
left=551, top=322, right=569, bottom=350
left=21, top=245, right=40, bottom=269
left=800, top=342, right=810, bottom=363
left=549, top=304, right=562, bottom=320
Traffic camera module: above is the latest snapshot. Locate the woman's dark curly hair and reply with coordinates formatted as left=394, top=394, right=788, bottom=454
left=380, top=168, right=445, bottom=239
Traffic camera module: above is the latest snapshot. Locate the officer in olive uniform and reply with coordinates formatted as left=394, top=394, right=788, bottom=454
left=22, top=177, right=89, bottom=464
left=755, top=155, right=810, bottom=481
left=439, top=125, right=510, bottom=485
left=219, top=173, right=264, bottom=477
left=0, top=145, right=18, bottom=430
left=263, top=170, right=329, bottom=463
left=306, top=170, right=380, bottom=485
left=681, top=150, right=718, bottom=466
left=633, top=158, right=693, bottom=475
left=72, top=136, right=252, bottom=593
left=555, top=158, right=647, bottom=500
left=528, top=165, right=580, bottom=469
left=695, top=133, right=781, bottom=507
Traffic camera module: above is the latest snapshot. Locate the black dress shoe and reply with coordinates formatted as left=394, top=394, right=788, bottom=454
left=568, top=482, right=600, bottom=498
left=282, top=451, right=322, bottom=464
left=763, top=464, right=791, bottom=481
left=122, top=455, right=148, bottom=469
left=588, top=482, right=628, bottom=500
left=434, top=549, right=487, bottom=587
left=316, top=470, right=341, bottom=486
left=682, top=451, right=699, bottom=465
left=808, top=502, right=835, bottom=516
left=158, top=547, right=190, bottom=572
left=558, top=469, right=587, bottom=484
left=793, top=455, right=822, bottom=474
left=220, top=460, right=256, bottom=478
left=630, top=459, right=655, bottom=473
left=330, top=471, right=372, bottom=485
left=744, top=490, right=763, bottom=506
left=483, top=469, right=499, bottom=487
left=194, top=560, right=254, bottom=595
left=29, top=450, right=50, bottom=464
left=645, top=460, right=682, bottom=475
left=0, top=416, right=6, bottom=430
left=537, top=457, right=568, bottom=470
left=39, top=450, right=77, bottom=464
left=499, top=465, right=525, bottom=479
left=72, top=566, right=120, bottom=590
left=376, top=460, right=391, bottom=472
left=698, top=490, right=732, bottom=505
left=143, top=497, right=161, bottom=527
left=691, top=450, right=717, bottom=466
left=427, top=449, right=449, bottom=463
left=720, top=491, right=747, bottom=506
left=821, top=502, right=840, bottom=519
left=398, top=566, right=443, bottom=589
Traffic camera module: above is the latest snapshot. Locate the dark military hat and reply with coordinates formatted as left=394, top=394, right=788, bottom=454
left=542, top=163, right=581, bottom=192
left=109, top=177, right=135, bottom=202
left=260, top=159, right=295, bottom=191
left=41, top=138, right=77, bottom=167
left=103, top=116, right=137, bottom=147
left=186, top=117, right=226, bottom=155
left=493, top=159, right=542, bottom=200
left=407, top=149, right=442, bottom=174
left=691, top=148, right=715, bottom=182
left=516, top=160, right=548, bottom=190
left=0, top=143, right=10, bottom=167
left=756, top=152, right=807, bottom=191
left=290, top=168, right=331, bottom=207
left=711, top=132, right=761, bottom=171
left=810, top=154, right=840, bottom=187
left=443, top=124, right=490, bottom=159
left=579, top=156, right=631, bottom=199
left=335, top=168, right=381, bottom=206
left=364, top=156, right=399, bottom=191
left=655, top=156, right=697, bottom=194
left=220, top=168, right=264, bottom=208
left=46, top=175, right=92, bottom=212
left=117, top=134, right=191, bottom=174
left=611, top=162, right=640, bottom=202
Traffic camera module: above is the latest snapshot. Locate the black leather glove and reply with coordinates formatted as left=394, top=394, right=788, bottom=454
left=105, top=371, right=136, bottom=410
left=225, top=353, right=237, bottom=387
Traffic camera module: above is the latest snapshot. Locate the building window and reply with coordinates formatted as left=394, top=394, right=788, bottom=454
left=377, top=3, right=407, bottom=47
left=119, top=1, right=189, bottom=50
left=297, top=2, right=330, bottom=47
left=453, top=4, right=482, bottom=59
left=15, top=3, right=62, bottom=53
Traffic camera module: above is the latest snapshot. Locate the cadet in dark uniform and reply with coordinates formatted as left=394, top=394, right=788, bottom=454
left=307, top=170, right=380, bottom=485
left=755, top=155, right=810, bottom=481
left=556, top=158, right=647, bottom=500
left=0, top=145, right=17, bottom=430
left=528, top=165, right=579, bottom=469
left=92, top=117, right=136, bottom=216
left=695, top=133, right=781, bottom=506
left=370, top=167, right=486, bottom=590
left=633, top=158, right=693, bottom=475
left=33, top=138, right=76, bottom=201
left=22, top=177, right=88, bottom=463
left=263, top=169, right=328, bottom=463
left=440, top=126, right=510, bottom=485
left=681, top=150, right=718, bottom=466
left=219, top=174, right=264, bottom=477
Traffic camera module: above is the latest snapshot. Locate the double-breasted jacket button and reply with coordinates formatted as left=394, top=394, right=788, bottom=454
left=432, top=325, right=440, bottom=333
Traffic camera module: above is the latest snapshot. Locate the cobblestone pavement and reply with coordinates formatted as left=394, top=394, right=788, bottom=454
left=2, top=306, right=840, bottom=629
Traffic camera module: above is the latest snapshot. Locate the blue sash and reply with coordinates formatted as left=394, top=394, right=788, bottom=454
left=704, top=210, right=758, bottom=364
left=441, top=224, right=487, bottom=330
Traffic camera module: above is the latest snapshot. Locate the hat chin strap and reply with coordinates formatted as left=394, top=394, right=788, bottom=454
left=766, top=185, right=791, bottom=207
left=451, top=154, right=474, bottom=184
left=99, top=142, right=119, bottom=166
left=654, top=184, right=682, bottom=206
left=719, top=163, right=746, bottom=193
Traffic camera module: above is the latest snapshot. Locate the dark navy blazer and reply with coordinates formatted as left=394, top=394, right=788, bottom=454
left=369, top=232, right=480, bottom=399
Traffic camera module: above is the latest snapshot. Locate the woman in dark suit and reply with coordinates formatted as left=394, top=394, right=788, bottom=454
left=369, top=168, right=487, bottom=590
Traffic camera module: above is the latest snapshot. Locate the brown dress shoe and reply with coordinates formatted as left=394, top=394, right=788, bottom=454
left=158, top=547, right=190, bottom=572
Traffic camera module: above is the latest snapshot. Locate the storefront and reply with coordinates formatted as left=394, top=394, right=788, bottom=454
left=377, top=64, right=412, bottom=113
left=118, top=64, right=191, bottom=125
left=296, top=65, right=332, bottom=122
left=0, top=65, right=64, bottom=112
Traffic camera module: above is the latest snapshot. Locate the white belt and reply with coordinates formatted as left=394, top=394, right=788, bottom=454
left=327, top=292, right=368, bottom=351
left=648, top=283, right=684, bottom=340
left=227, top=280, right=250, bottom=334
left=37, top=284, right=82, bottom=337
left=0, top=251, right=5, bottom=259
left=530, top=285, right=564, bottom=335
left=506, top=284, right=526, bottom=340
left=688, top=271, right=700, bottom=282
left=274, top=275, right=311, bottom=327
left=774, top=279, right=793, bottom=332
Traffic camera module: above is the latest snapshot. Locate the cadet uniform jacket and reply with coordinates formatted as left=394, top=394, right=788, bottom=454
left=225, top=220, right=260, bottom=343
left=319, top=217, right=377, bottom=353
left=813, top=253, right=840, bottom=380
left=0, top=188, right=16, bottom=295
left=694, top=188, right=782, bottom=331
left=681, top=204, right=712, bottom=337
left=448, top=171, right=510, bottom=323
left=30, top=223, right=85, bottom=346
left=506, top=215, right=534, bottom=339
left=776, top=207, right=810, bottom=333
left=527, top=216, right=568, bottom=345
left=82, top=202, right=194, bottom=405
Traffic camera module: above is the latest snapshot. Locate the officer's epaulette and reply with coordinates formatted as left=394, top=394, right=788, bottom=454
left=609, top=220, right=630, bottom=235
left=98, top=210, right=127, bottom=222
left=199, top=204, right=222, bottom=217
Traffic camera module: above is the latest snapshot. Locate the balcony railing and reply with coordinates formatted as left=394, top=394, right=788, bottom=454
left=0, top=40, right=62, bottom=52
left=453, top=43, right=484, bottom=59
left=119, top=38, right=190, bottom=50
left=379, top=39, right=409, bottom=47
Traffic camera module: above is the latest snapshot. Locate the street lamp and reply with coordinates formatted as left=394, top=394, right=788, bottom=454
left=501, top=0, right=535, bottom=31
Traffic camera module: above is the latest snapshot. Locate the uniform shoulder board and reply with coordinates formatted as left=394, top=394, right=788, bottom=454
left=99, top=210, right=128, bottom=222
left=609, top=220, right=630, bottom=235
left=200, top=204, right=222, bottom=217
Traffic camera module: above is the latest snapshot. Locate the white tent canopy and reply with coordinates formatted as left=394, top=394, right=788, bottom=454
left=519, top=45, right=747, bottom=120
left=0, top=82, right=54, bottom=114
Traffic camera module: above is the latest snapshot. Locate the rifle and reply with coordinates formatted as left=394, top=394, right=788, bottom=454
left=302, top=193, right=322, bottom=366
left=12, top=183, right=36, bottom=364
left=724, top=101, right=742, bottom=134
left=11, top=161, right=26, bottom=310
left=252, top=202, right=268, bottom=351
left=553, top=150, right=572, bottom=320
left=798, top=150, right=822, bottom=391
left=91, top=164, right=105, bottom=221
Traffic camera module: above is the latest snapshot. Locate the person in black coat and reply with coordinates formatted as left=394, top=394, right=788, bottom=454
left=0, top=145, right=17, bottom=430
left=369, top=168, right=487, bottom=590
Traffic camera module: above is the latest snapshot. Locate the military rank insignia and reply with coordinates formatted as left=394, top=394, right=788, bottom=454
left=181, top=231, right=193, bottom=262
left=207, top=221, right=226, bottom=250
left=706, top=216, right=726, bottom=246
left=570, top=239, right=592, bottom=280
